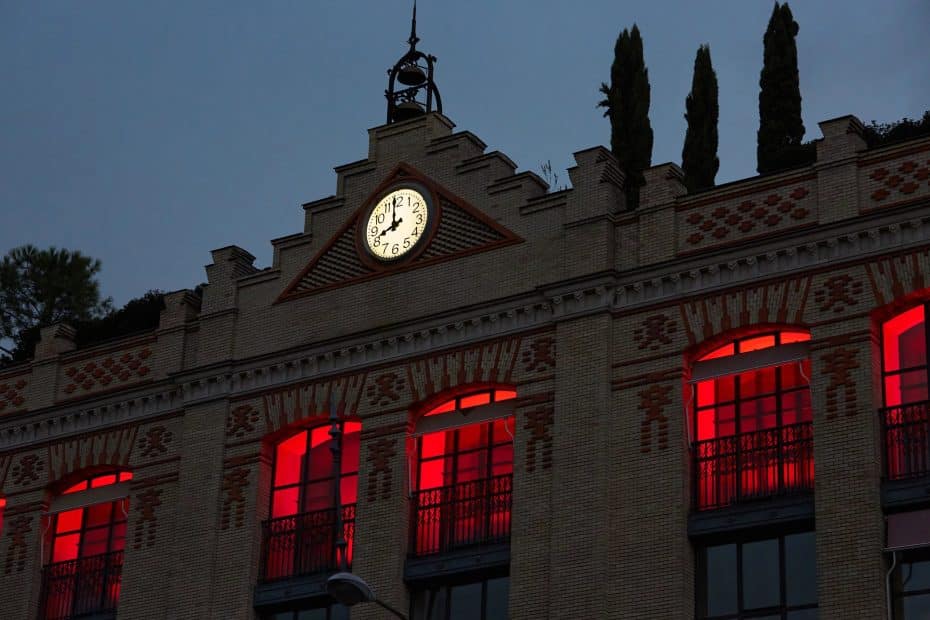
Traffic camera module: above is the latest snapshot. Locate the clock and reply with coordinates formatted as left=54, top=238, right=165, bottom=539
left=362, top=185, right=433, bottom=261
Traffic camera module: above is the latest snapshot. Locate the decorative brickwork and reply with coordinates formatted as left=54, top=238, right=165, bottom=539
left=633, top=315, right=678, bottom=351
left=47, top=427, right=137, bottom=482
left=864, top=249, right=930, bottom=306
left=821, top=347, right=861, bottom=419
left=10, top=455, right=44, bottom=487
left=261, top=372, right=367, bottom=433
left=366, top=373, right=405, bottom=407
left=220, top=468, right=250, bottom=529
left=639, top=383, right=673, bottom=452
left=814, top=275, right=863, bottom=314
left=523, top=406, right=554, bottom=472
left=0, top=377, right=27, bottom=413
left=62, top=348, right=153, bottom=396
left=521, top=336, right=555, bottom=373
left=132, top=487, right=163, bottom=549
left=866, top=159, right=930, bottom=203
left=680, top=277, right=811, bottom=344
left=226, top=405, right=260, bottom=439
left=4, top=516, right=32, bottom=574
left=679, top=181, right=815, bottom=251
left=407, top=337, right=522, bottom=402
left=138, top=426, right=173, bottom=458
left=365, top=438, right=397, bottom=502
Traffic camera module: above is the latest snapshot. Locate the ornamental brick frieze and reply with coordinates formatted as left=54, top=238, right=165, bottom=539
left=0, top=374, right=28, bottom=413
left=633, top=315, right=679, bottom=351
left=864, top=249, right=930, bottom=306
left=226, top=403, right=262, bottom=439
left=220, top=455, right=259, bottom=530
left=521, top=336, right=555, bottom=374
left=60, top=345, right=154, bottom=399
left=819, top=346, right=862, bottom=419
left=47, top=426, right=137, bottom=483
left=813, top=273, right=865, bottom=315
left=0, top=454, right=11, bottom=493
left=677, top=178, right=816, bottom=252
left=4, top=515, right=32, bottom=574
left=522, top=405, right=554, bottom=472
left=679, top=276, right=811, bottom=345
left=639, top=383, right=673, bottom=453
left=365, top=437, right=397, bottom=502
left=137, top=425, right=174, bottom=459
left=864, top=153, right=930, bottom=206
left=10, top=454, right=45, bottom=487
left=261, top=372, right=366, bottom=433
left=132, top=487, right=163, bottom=549
left=406, top=336, right=523, bottom=402
left=366, top=372, right=406, bottom=407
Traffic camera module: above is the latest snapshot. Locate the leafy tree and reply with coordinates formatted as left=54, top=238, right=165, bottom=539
left=682, top=45, right=720, bottom=192
left=0, top=245, right=111, bottom=363
left=73, top=290, right=165, bottom=348
left=757, top=2, right=804, bottom=174
left=863, top=110, right=930, bottom=148
left=599, top=24, right=653, bottom=209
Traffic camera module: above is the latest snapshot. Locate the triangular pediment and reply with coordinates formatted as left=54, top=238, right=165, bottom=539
left=277, top=164, right=522, bottom=301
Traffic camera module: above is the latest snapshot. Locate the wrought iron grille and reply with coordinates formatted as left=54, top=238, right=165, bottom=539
left=411, top=474, right=512, bottom=557
left=259, top=504, right=355, bottom=582
left=41, top=550, right=123, bottom=620
left=883, top=400, right=930, bottom=480
left=693, top=422, right=814, bottom=511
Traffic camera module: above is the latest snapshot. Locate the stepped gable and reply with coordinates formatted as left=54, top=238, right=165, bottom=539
left=277, top=162, right=522, bottom=301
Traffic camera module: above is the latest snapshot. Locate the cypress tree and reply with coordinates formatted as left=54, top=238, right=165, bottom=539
left=682, top=45, right=720, bottom=192
left=757, top=2, right=804, bottom=174
left=598, top=24, right=653, bottom=209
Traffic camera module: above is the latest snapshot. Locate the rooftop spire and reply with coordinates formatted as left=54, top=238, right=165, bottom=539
left=408, top=1, right=419, bottom=49
left=385, top=1, right=442, bottom=124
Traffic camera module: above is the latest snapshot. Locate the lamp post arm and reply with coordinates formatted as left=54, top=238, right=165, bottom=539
left=373, top=598, right=408, bottom=620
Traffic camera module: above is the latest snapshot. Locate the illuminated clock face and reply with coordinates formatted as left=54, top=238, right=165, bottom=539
left=364, top=187, right=430, bottom=260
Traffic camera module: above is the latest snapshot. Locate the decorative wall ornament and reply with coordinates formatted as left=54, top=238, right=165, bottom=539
left=523, top=406, right=554, bottom=472
left=406, top=337, right=523, bottom=402
left=521, top=337, right=555, bottom=373
left=821, top=347, right=861, bottom=419
left=47, top=427, right=137, bottom=482
left=10, top=455, right=44, bottom=487
left=366, top=373, right=405, bottom=407
left=365, top=438, right=397, bottom=502
left=262, top=373, right=367, bottom=434
left=814, top=274, right=863, bottom=314
left=867, top=159, right=930, bottom=203
left=864, top=249, right=930, bottom=306
left=62, top=348, right=153, bottom=395
left=226, top=405, right=260, bottom=439
left=0, top=377, right=27, bottom=412
left=4, top=515, right=32, bottom=574
left=633, top=315, right=678, bottom=351
left=132, top=488, right=163, bottom=549
left=138, top=426, right=173, bottom=458
left=639, top=384, right=673, bottom=452
left=220, top=468, right=250, bottom=530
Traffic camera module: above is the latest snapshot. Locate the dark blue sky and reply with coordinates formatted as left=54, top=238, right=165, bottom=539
left=2, top=1, right=928, bottom=306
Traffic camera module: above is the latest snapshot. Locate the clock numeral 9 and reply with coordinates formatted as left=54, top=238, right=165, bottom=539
left=370, top=226, right=378, bottom=235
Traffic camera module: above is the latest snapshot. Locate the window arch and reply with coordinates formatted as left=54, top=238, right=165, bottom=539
left=410, top=387, right=515, bottom=556
left=261, top=420, right=360, bottom=581
left=43, top=470, right=132, bottom=620
left=690, top=330, right=814, bottom=510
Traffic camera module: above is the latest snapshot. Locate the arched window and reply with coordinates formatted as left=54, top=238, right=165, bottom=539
left=691, top=330, right=814, bottom=510
left=261, top=420, right=360, bottom=582
left=43, top=470, right=132, bottom=620
left=411, top=387, right=515, bottom=556
left=881, top=304, right=930, bottom=480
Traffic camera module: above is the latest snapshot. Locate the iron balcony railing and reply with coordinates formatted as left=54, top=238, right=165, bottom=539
left=693, top=421, right=814, bottom=511
left=882, top=400, right=930, bottom=480
left=41, top=550, right=123, bottom=620
left=259, top=504, right=355, bottom=582
left=411, top=473, right=512, bottom=557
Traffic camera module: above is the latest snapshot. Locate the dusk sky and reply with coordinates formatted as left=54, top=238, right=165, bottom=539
left=2, top=1, right=928, bottom=307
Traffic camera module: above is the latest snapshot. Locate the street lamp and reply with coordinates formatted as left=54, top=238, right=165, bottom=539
left=326, top=572, right=408, bottom=620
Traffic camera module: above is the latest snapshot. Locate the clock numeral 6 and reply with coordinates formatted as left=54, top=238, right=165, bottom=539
left=391, top=244, right=399, bottom=255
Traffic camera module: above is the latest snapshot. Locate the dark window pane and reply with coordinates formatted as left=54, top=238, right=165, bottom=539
left=449, top=581, right=482, bottom=620
left=486, top=576, right=510, bottom=620
left=742, top=538, right=780, bottom=610
left=787, top=609, right=818, bottom=619
left=785, top=532, right=818, bottom=606
left=703, top=544, right=738, bottom=616
left=900, top=559, right=930, bottom=593
left=296, top=609, right=327, bottom=620
left=902, top=593, right=930, bottom=619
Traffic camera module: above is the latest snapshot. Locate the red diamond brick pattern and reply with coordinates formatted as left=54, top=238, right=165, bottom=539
left=867, top=158, right=930, bottom=203
left=63, top=348, right=152, bottom=395
left=0, top=378, right=27, bottom=412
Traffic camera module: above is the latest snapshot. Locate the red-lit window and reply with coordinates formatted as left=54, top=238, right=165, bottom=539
left=262, top=421, right=360, bottom=581
left=0, top=497, right=5, bottom=537
left=692, top=331, right=814, bottom=509
left=44, top=471, right=131, bottom=620
left=412, top=389, right=515, bottom=556
left=881, top=304, right=930, bottom=480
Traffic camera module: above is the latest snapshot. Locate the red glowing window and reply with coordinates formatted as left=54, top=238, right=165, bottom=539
left=693, top=331, right=813, bottom=510
left=0, top=497, right=5, bottom=537
left=264, top=421, right=360, bottom=580
left=44, top=473, right=128, bottom=619
left=412, top=390, right=515, bottom=556
left=882, top=305, right=929, bottom=407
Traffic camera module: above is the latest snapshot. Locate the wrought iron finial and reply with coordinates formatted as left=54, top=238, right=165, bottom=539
left=385, top=0, right=442, bottom=124
left=408, top=1, right=419, bottom=49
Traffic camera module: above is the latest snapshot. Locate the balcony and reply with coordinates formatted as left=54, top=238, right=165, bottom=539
left=41, top=550, right=122, bottom=620
left=259, top=504, right=355, bottom=582
left=693, top=422, right=814, bottom=511
left=883, top=400, right=930, bottom=481
left=410, top=474, right=512, bottom=557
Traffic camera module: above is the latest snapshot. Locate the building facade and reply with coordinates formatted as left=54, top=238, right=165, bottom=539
left=2, top=77, right=930, bottom=618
